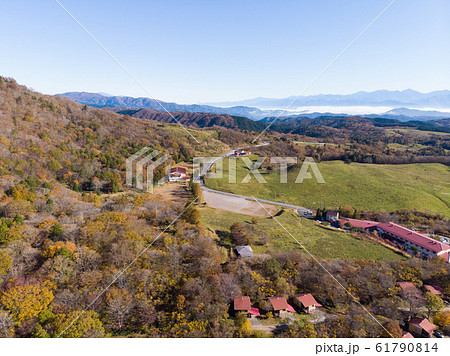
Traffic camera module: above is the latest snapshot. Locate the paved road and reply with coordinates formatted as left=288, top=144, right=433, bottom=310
left=197, top=142, right=313, bottom=217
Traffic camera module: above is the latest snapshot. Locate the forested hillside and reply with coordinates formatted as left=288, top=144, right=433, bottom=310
left=114, top=108, right=266, bottom=131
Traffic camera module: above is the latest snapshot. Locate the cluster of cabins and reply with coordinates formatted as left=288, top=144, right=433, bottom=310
left=397, top=282, right=446, bottom=338
left=338, top=217, right=450, bottom=263
left=234, top=282, right=446, bottom=338
left=397, top=281, right=447, bottom=338
left=233, top=293, right=322, bottom=318
left=404, top=318, right=438, bottom=338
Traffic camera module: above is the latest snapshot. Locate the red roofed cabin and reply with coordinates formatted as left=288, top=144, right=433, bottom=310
left=268, top=296, right=295, bottom=317
left=233, top=296, right=260, bottom=318
left=408, top=318, right=437, bottom=338
left=169, top=167, right=187, bottom=182
left=424, top=285, right=444, bottom=296
left=293, top=293, right=322, bottom=313
left=397, top=282, right=422, bottom=299
left=402, top=331, right=414, bottom=338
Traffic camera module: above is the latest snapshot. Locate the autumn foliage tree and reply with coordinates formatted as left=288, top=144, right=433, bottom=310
left=434, top=311, right=450, bottom=327
left=230, top=223, right=252, bottom=245
left=0, top=284, right=54, bottom=324
left=53, top=310, right=105, bottom=338
left=381, top=320, right=403, bottom=338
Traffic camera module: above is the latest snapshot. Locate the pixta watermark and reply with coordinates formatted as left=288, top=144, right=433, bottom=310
left=126, top=148, right=171, bottom=193
left=193, top=155, right=325, bottom=184
left=127, top=147, right=325, bottom=193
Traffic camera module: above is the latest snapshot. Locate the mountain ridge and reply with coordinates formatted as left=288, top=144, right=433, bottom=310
left=59, top=90, right=450, bottom=121
left=207, top=89, right=450, bottom=109
left=58, top=91, right=270, bottom=120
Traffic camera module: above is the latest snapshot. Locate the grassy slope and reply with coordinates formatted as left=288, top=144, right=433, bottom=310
left=205, top=157, right=450, bottom=216
left=385, top=128, right=450, bottom=137
left=200, top=206, right=404, bottom=261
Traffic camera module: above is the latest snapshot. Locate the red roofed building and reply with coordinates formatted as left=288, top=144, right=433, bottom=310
left=233, top=296, right=260, bottom=318
left=234, top=296, right=251, bottom=312
left=293, top=293, right=322, bottom=313
left=339, top=218, right=379, bottom=231
left=169, top=167, right=187, bottom=181
left=249, top=307, right=260, bottom=317
left=325, top=211, right=339, bottom=222
left=402, top=331, right=414, bottom=338
left=424, top=284, right=444, bottom=296
left=397, top=282, right=420, bottom=295
left=377, top=222, right=450, bottom=261
left=408, top=318, right=437, bottom=338
left=268, top=296, right=294, bottom=317
left=337, top=219, right=450, bottom=263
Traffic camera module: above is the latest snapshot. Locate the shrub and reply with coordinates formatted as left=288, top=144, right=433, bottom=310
left=4, top=200, right=34, bottom=218
left=0, top=219, right=25, bottom=245
left=434, top=311, right=450, bottom=327
left=47, top=159, right=62, bottom=172
left=48, top=222, right=63, bottom=240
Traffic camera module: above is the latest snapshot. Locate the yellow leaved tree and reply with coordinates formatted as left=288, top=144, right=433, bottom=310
left=0, top=284, right=54, bottom=324
left=53, top=310, right=105, bottom=338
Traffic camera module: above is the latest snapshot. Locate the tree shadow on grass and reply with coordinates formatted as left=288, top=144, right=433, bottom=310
left=216, top=230, right=233, bottom=249
left=273, top=209, right=285, bottom=217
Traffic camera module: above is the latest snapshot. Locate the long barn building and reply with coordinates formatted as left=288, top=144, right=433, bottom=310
left=340, top=218, right=450, bottom=262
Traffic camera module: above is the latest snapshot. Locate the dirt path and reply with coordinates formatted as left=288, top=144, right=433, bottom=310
left=203, top=190, right=279, bottom=217
left=147, top=182, right=192, bottom=204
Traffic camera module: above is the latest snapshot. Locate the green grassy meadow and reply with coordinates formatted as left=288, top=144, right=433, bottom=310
left=205, top=157, right=450, bottom=216
left=199, top=207, right=405, bottom=261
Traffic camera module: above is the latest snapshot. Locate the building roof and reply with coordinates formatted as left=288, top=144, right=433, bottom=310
left=294, top=293, right=320, bottom=308
left=339, top=218, right=379, bottom=229
left=326, top=211, right=339, bottom=217
left=287, top=304, right=296, bottom=312
left=377, top=222, right=450, bottom=254
left=397, top=282, right=420, bottom=295
left=236, top=245, right=253, bottom=258
left=409, top=318, right=437, bottom=334
left=402, top=331, right=414, bottom=338
left=170, top=167, right=187, bottom=174
left=249, top=307, right=260, bottom=316
left=268, top=297, right=289, bottom=311
left=424, top=285, right=444, bottom=296
left=234, top=296, right=251, bottom=311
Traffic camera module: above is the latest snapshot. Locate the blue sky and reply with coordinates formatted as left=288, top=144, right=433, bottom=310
left=1, top=0, right=449, bottom=103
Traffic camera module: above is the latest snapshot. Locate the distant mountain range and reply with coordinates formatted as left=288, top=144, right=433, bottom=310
left=55, top=92, right=450, bottom=134
left=207, top=89, right=450, bottom=109
left=58, top=92, right=271, bottom=120
left=58, top=90, right=450, bottom=122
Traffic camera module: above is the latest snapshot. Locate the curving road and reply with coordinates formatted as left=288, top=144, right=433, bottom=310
left=197, top=142, right=313, bottom=217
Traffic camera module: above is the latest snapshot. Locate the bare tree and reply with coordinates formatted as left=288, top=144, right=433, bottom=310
left=0, top=310, right=14, bottom=338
